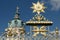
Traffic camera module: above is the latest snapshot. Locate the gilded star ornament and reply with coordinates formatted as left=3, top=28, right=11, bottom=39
left=31, top=1, right=46, bottom=14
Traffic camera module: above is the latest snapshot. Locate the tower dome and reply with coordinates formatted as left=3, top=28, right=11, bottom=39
left=8, top=6, right=24, bottom=28
left=5, top=6, right=25, bottom=38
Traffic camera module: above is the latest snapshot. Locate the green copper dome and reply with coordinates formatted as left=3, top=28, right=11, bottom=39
left=8, top=19, right=23, bottom=28
left=8, top=6, right=24, bottom=28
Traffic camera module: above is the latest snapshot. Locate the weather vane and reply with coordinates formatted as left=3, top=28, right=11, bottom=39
left=31, top=1, right=46, bottom=14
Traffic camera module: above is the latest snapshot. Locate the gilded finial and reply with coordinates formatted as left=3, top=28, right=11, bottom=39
left=55, top=27, right=59, bottom=35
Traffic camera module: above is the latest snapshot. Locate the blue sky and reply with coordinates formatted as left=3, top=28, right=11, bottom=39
left=0, top=0, right=60, bottom=35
